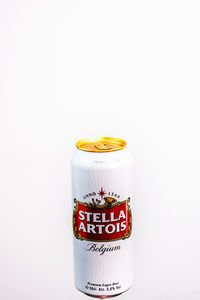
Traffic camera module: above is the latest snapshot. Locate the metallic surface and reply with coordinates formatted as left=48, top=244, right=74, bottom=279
left=76, top=137, right=126, bottom=152
left=71, top=138, right=133, bottom=298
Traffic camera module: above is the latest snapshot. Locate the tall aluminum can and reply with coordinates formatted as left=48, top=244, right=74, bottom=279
left=71, top=137, right=133, bottom=298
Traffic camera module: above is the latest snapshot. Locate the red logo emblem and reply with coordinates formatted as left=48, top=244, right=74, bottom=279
left=73, top=192, right=132, bottom=242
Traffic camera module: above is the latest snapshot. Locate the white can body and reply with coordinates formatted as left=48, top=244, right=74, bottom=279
left=71, top=147, right=133, bottom=297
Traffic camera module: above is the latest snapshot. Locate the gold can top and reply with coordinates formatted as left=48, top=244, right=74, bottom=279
left=76, top=137, right=126, bottom=153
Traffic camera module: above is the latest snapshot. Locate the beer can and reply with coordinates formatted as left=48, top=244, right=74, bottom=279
left=71, top=137, right=133, bottom=298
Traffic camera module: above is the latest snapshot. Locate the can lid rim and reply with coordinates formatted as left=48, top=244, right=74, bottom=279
left=76, top=137, right=127, bottom=153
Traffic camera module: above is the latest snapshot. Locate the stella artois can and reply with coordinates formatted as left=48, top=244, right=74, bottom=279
left=71, top=137, right=133, bottom=298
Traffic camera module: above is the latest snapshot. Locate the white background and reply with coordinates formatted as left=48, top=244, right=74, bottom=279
left=0, top=0, right=200, bottom=299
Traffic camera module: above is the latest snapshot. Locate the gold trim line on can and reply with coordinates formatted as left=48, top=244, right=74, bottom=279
left=76, top=137, right=126, bottom=153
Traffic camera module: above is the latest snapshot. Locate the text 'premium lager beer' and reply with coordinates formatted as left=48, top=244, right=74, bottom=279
left=71, top=137, right=133, bottom=298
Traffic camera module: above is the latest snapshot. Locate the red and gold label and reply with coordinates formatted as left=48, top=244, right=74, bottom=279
left=73, top=192, right=132, bottom=242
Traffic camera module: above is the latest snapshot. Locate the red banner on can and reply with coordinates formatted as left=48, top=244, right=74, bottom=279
left=73, top=197, right=132, bottom=242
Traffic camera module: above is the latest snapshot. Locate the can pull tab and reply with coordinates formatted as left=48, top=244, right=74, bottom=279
left=95, top=143, right=112, bottom=151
